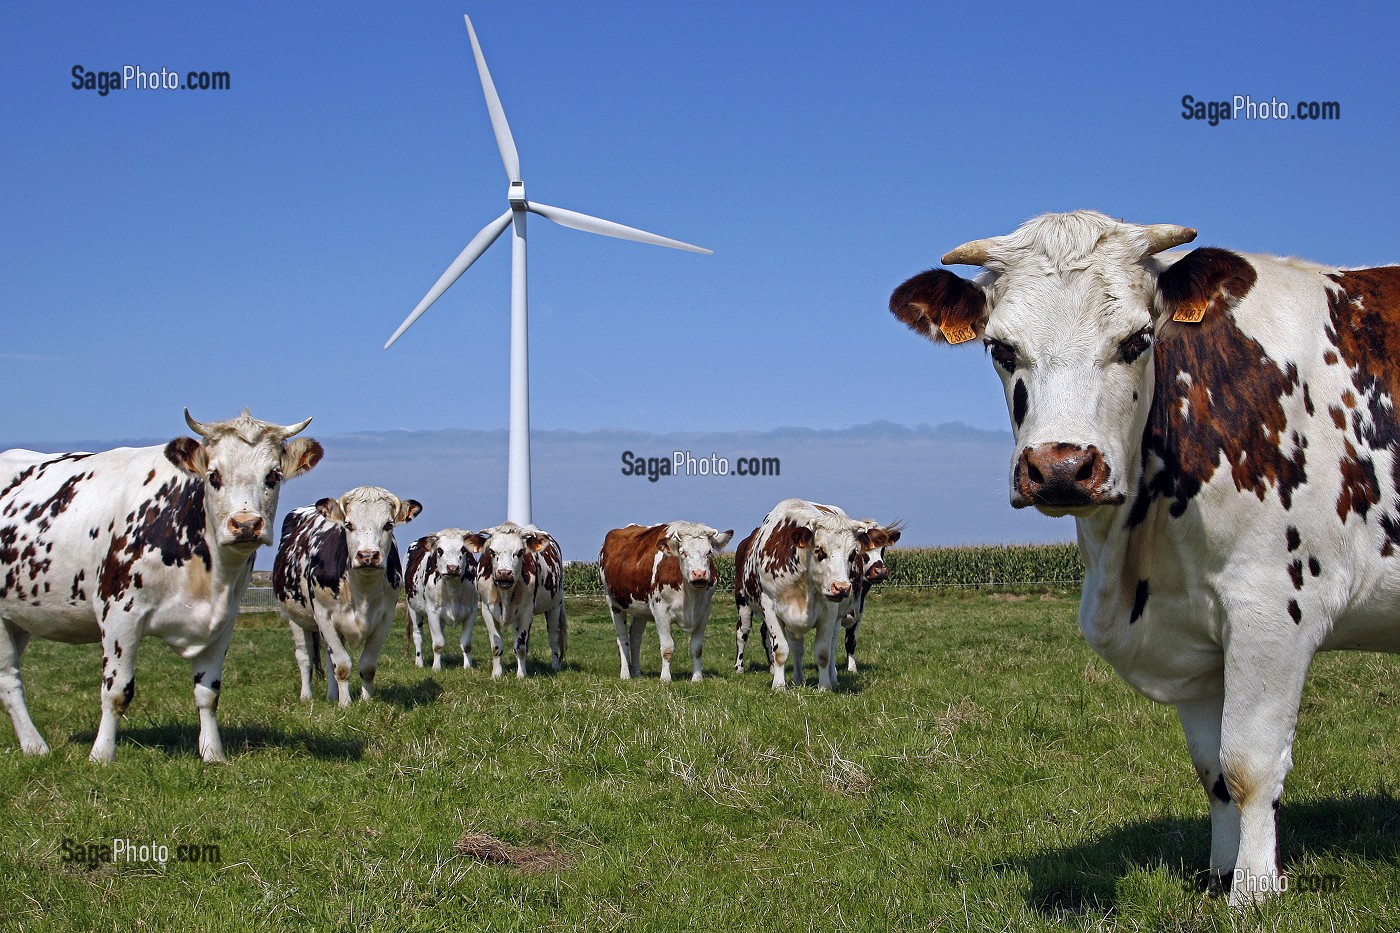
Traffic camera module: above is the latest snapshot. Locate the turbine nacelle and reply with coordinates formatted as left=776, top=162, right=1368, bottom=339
left=508, top=180, right=527, bottom=207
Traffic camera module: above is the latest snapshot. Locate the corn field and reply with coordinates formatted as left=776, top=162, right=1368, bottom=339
left=562, top=542, right=1084, bottom=595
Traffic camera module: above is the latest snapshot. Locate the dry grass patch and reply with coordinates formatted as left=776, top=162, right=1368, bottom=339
left=453, top=832, right=574, bottom=873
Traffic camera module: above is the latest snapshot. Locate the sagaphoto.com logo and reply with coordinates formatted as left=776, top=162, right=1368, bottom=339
left=1181, top=93, right=1339, bottom=126
left=71, top=64, right=231, bottom=97
left=60, top=836, right=221, bottom=867
left=620, top=450, right=781, bottom=483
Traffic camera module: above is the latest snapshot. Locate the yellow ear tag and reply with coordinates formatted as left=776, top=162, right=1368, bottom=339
left=1172, top=302, right=1207, bottom=324
left=939, top=321, right=978, bottom=344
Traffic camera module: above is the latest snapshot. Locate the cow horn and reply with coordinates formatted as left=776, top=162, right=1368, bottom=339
left=1142, top=224, right=1197, bottom=255
left=941, top=238, right=997, bottom=266
left=278, top=416, right=313, bottom=438
left=184, top=408, right=213, bottom=438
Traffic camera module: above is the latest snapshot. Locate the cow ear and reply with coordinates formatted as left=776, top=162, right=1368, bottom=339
left=882, top=527, right=902, bottom=546
left=711, top=529, right=734, bottom=550
left=526, top=533, right=550, bottom=553
left=793, top=526, right=814, bottom=549
left=465, top=533, right=488, bottom=554
left=164, top=437, right=208, bottom=477
left=660, top=535, right=680, bottom=556
left=890, top=269, right=987, bottom=345
left=1155, top=247, right=1259, bottom=327
left=395, top=499, right=423, bottom=524
left=316, top=497, right=346, bottom=523
left=282, top=438, right=324, bottom=479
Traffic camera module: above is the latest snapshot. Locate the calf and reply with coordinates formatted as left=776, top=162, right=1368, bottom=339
left=832, top=519, right=901, bottom=677
left=274, top=486, right=421, bottom=705
left=466, top=522, right=565, bottom=678
left=732, top=499, right=890, bottom=690
left=0, top=409, right=321, bottom=762
left=405, top=529, right=478, bottom=670
left=599, top=522, right=733, bottom=682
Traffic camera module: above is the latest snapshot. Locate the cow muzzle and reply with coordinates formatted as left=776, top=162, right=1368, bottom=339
left=1013, top=443, right=1121, bottom=511
left=444, top=563, right=463, bottom=577
left=227, top=513, right=265, bottom=544
left=354, top=549, right=383, bottom=568
left=493, top=571, right=516, bottom=587
left=865, top=563, right=888, bottom=584
left=688, top=570, right=714, bottom=589
left=825, top=581, right=853, bottom=602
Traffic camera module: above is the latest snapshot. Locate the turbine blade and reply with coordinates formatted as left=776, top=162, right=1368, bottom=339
left=384, top=210, right=513, bottom=349
left=528, top=201, right=712, bottom=254
left=464, top=15, right=521, bottom=182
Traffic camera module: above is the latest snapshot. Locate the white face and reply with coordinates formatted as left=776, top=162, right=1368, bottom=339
left=433, top=530, right=473, bottom=578
left=806, top=524, right=863, bottom=602
left=319, top=488, right=420, bottom=572
left=479, top=526, right=546, bottom=588
left=664, top=523, right=733, bottom=588
left=168, top=429, right=322, bottom=550
left=981, top=261, right=1157, bottom=514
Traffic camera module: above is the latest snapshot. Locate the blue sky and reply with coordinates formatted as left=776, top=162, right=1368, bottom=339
left=3, top=0, right=1398, bottom=543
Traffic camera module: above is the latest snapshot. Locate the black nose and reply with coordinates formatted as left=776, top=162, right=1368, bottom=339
left=1016, top=443, right=1115, bottom=507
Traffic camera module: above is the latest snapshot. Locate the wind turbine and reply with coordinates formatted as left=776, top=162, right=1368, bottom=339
left=385, top=14, right=711, bottom=527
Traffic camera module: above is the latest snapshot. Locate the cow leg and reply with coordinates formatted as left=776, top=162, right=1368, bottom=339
left=460, top=604, right=477, bottom=669
left=760, top=597, right=789, bottom=691
left=734, top=603, right=752, bottom=672
left=627, top=615, right=646, bottom=678
left=812, top=615, right=836, bottom=691
left=317, top=620, right=354, bottom=707
left=655, top=612, right=676, bottom=683
left=0, top=620, right=47, bottom=755
left=425, top=607, right=446, bottom=672
left=289, top=622, right=315, bottom=701
left=545, top=603, right=565, bottom=673
left=1219, top=635, right=1314, bottom=906
left=610, top=606, right=633, bottom=679
left=688, top=618, right=706, bottom=683
left=1176, top=692, right=1236, bottom=886
left=791, top=628, right=805, bottom=687
left=480, top=604, right=505, bottom=679
left=357, top=609, right=396, bottom=700
left=407, top=603, right=426, bottom=668
left=844, top=614, right=860, bottom=673
left=189, top=621, right=237, bottom=764
left=91, top=619, right=142, bottom=764
left=514, top=615, right=532, bottom=678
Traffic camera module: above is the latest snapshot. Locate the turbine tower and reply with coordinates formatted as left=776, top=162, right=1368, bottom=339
left=385, top=14, right=711, bottom=527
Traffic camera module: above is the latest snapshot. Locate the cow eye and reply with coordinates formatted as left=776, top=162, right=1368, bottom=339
left=264, top=468, right=282, bottom=488
left=208, top=469, right=223, bottom=490
left=1118, top=329, right=1153, bottom=364
left=345, top=523, right=356, bottom=532
left=985, top=339, right=1018, bottom=373
left=813, top=547, right=828, bottom=562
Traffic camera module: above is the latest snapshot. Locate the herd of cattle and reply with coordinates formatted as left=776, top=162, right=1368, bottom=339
left=0, top=409, right=903, bottom=764
left=5, top=210, right=1400, bottom=904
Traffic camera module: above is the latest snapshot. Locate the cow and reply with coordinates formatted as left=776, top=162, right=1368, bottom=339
left=598, top=522, right=734, bottom=682
left=0, top=409, right=322, bottom=762
left=890, top=208, right=1400, bottom=904
left=466, top=522, right=565, bottom=678
left=732, top=499, right=896, bottom=690
left=404, top=529, right=478, bottom=670
left=273, top=486, right=421, bottom=706
left=832, top=518, right=901, bottom=677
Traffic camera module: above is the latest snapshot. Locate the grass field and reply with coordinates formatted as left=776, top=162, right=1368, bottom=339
left=1, top=588, right=1398, bottom=932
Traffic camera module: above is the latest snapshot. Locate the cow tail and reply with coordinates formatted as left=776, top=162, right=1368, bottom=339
left=309, top=628, right=324, bottom=680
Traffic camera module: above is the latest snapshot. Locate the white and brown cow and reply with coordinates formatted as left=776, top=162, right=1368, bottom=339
left=404, top=529, right=478, bottom=670
left=733, top=499, right=894, bottom=691
left=466, top=522, right=565, bottom=678
left=0, top=409, right=322, bottom=762
left=891, top=209, right=1400, bottom=904
left=832, top=518, right=901, bottom=677
left=598, top=522, right=733, bottom=682
left=274, top=487, right=421, bottom=706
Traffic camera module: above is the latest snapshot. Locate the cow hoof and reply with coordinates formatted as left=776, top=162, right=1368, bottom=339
left=691, top=672, right=703, bottom=683
left=200, top=747, right=228, bottom=764
left=414, top=657, right=424, bottom=668
left=21, top=738, right=50, bottom=756
left=660, top=672, right=672, bottom=684
left=463, top=658, right=473, bottom=670
left=300, top=691, right=313, bottom=701
left=89, top=748, right=116, bottom=765
left=846, top=659, right=858, bottom=673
